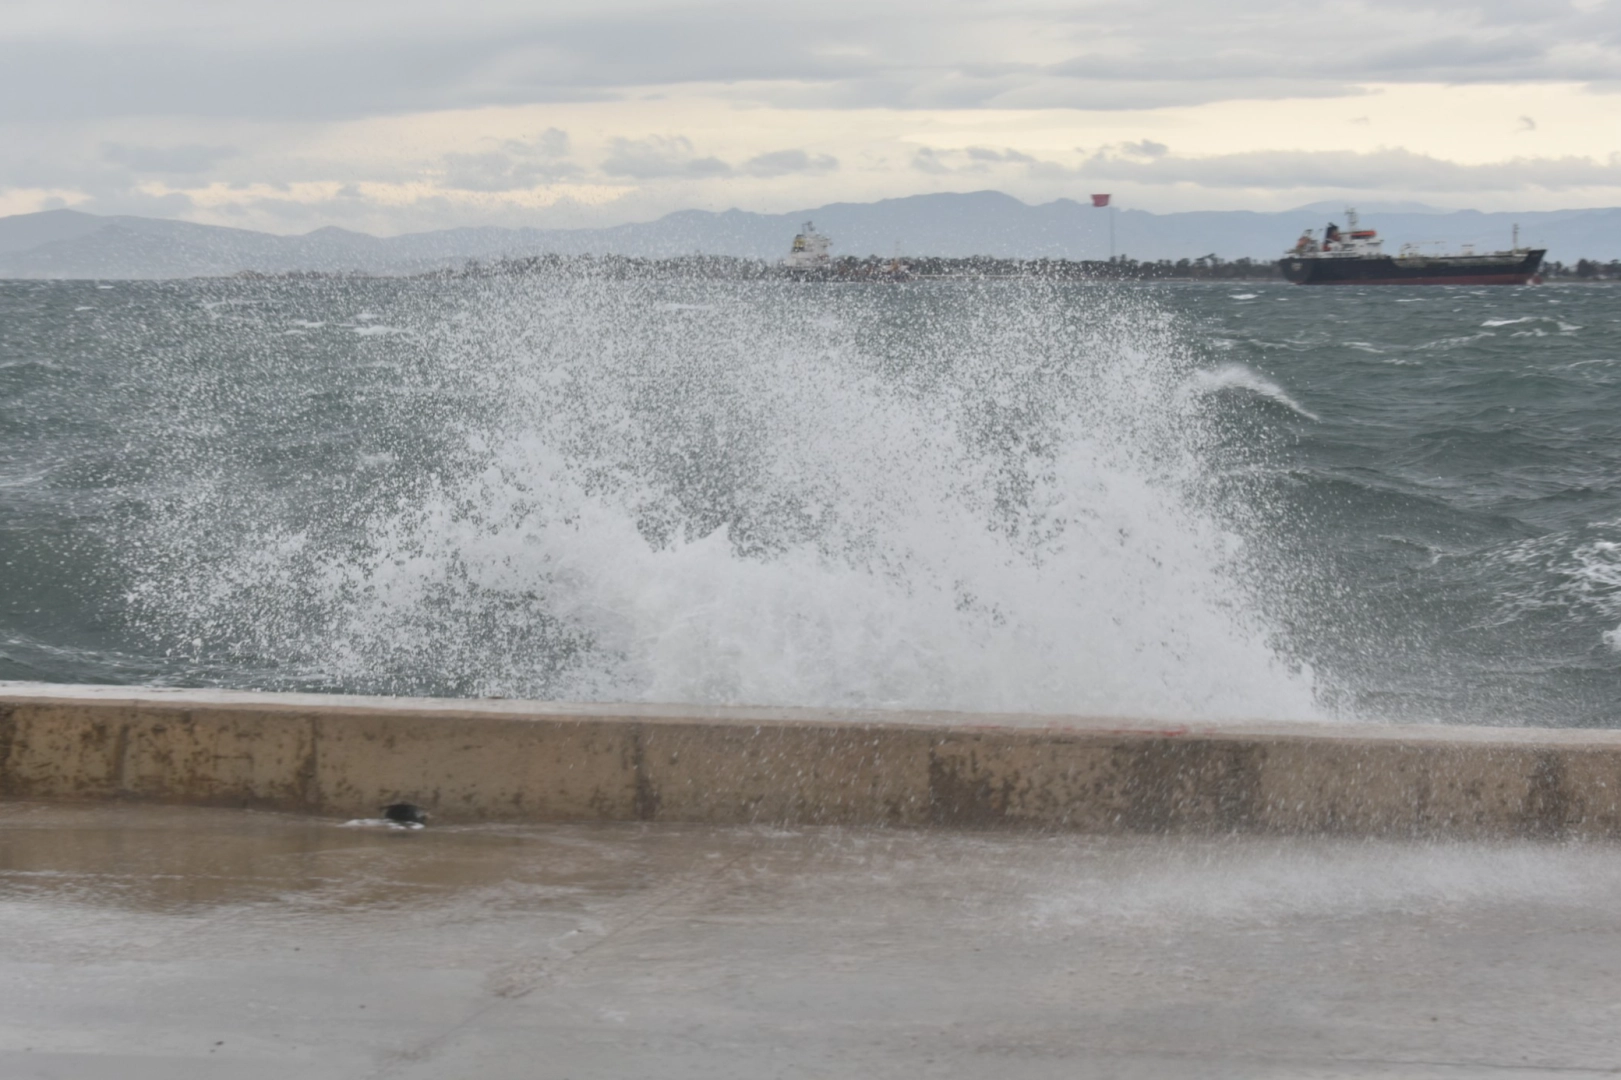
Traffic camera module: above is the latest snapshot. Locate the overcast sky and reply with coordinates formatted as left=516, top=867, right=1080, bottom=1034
left=3, top=0, right=1618, bottom=233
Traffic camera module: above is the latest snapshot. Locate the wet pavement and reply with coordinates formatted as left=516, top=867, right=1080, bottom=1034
left=3, top=802, right=1621, bottom=1078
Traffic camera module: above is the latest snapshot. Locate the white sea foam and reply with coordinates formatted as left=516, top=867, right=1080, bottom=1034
left=1185, top=363, right=1320, bottom=421
left=1483, top=315, right=1581, bottom=335
left=1559, top=538, right=1621, bottom=651
left=126, top=276, right=1321, bottom=722
left=1501, top=531, right=1621, bottom=651
left=1417, top=332, right=1497, bottom=350
left=339, top=818, right=423, bottom=830
left=0, top=469, right=47, bottom=489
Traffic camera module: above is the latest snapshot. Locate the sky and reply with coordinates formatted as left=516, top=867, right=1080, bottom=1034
left=2, top=0, right=1618, bottom=234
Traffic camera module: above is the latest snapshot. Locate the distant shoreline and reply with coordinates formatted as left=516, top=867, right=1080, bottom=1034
left=7, top=199, right=1621, bottom=278
left=3, top=252, right=1619, bottom=284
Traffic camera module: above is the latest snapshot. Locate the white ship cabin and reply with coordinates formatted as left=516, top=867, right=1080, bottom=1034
left=784, top=222, right=832, bottom=268
left=1289, top=209, right=1382, bottom=259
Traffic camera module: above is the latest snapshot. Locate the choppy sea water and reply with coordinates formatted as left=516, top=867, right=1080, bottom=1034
left=1, top=275, right=1617, bottom=726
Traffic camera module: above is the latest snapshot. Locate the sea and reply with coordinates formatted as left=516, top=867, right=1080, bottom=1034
left=1, top=273, right=1618, bottom=726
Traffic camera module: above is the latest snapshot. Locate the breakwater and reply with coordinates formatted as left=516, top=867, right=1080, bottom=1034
left=3, top=684, right=1618, bottom=837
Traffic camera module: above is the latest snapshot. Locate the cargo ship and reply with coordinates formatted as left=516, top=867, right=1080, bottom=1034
left=1280, top=210, right=1544, bottom=285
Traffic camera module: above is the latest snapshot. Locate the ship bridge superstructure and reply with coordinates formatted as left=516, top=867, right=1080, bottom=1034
left=784, top=222, right=832, bottom=269
left=1290, top=209, right=1384, bottom=260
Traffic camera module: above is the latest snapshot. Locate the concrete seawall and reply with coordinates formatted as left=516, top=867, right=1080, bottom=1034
left=3, top=683, right=1621, bottom=837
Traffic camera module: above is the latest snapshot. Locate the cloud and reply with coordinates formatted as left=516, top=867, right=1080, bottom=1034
left=440, top=128, right=579, bottom=191
left=5, top=0, right=1621, bottom=233
left=1118, top=140, right=1167, bottom=160
left=964, top=147, right=1036, bottom=164
left=73, top=188, right=197, bottom=218
left=520, top=128, right=570, bottom=159
left=600, top=136, right=730, bottom=179
left=1073, top=145, right=1621, bottom=192
left=741, top=149, right=838, bottom=177
left=440, top=152, right=580, bottom=191
left=100, top=142, right=237, bottom=174
left=2, top=0, right=1619, bottom=123
left=911, top=146, right=1040, bottom=175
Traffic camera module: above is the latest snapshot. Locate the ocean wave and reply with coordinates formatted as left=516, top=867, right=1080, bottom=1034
left=1485, top=527, right=1621, bottom=653
left=1415, top=332, right=1497, bottom=351
left=1483, top=315, right=1583, bottom=334
left=1186, top=364, right=1319, bottom=421
left=1561, top=538, right=1621, bottom=649
left=119, top=278, right=1321, bottom=721
left=5, top=274, right=1619, bottom=724
left=0, top=358, right=76, bottom=373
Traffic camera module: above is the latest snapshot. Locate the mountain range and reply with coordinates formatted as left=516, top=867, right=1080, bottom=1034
left=2, top=193, right=1619, bottom=278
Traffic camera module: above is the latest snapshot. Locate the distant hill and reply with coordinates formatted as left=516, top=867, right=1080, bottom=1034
left=3, top=195, right=1619, bottom=278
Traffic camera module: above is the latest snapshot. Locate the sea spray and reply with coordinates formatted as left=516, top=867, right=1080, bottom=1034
left=118, top=272, right=1319, bottom=719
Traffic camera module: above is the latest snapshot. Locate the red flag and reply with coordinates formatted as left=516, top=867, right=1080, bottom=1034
left=1091, top=194, right=1111, bottom=207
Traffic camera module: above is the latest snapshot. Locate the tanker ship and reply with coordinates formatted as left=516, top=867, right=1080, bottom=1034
left=1280, top=210, right=1544, bottom=285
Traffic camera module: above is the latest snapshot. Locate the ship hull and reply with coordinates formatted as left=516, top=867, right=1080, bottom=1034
left=1280, top=250, right=1544, bottom=286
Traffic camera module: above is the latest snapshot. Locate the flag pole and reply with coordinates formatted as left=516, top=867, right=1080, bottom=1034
left=1092, top=193, right=1114, bottom=263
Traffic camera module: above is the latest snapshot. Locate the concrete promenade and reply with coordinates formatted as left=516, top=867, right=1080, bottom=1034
left=5, top=683, right=1621, bottom=837
left=4, top=800, right=1621, bottom=1079
left=7, top=686, right=1621, bottom=1076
